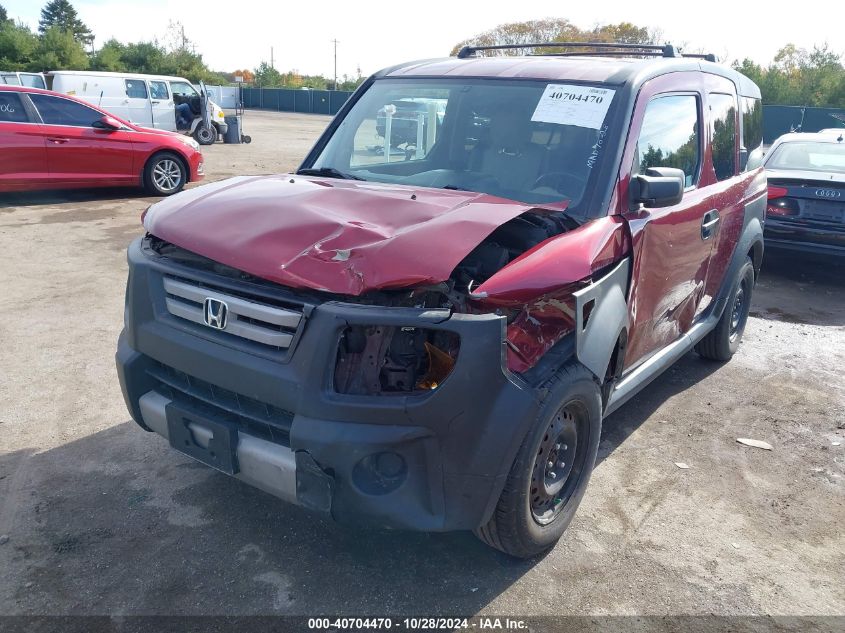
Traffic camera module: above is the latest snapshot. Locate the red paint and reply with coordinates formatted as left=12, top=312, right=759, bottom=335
left=504, top=291, right=579, bottom=373
left=0, top=86, right=203, bottom=192
left=473, top=215, right=629, bottom=305
left=144, top=174, right=550, bottom=296
left=618, top=73, right=766, bottom=370
left=470, top=215, right=628, bottom=372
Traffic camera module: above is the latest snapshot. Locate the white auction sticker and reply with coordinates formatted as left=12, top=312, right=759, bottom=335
left=531, top=84, right=616, bottom=129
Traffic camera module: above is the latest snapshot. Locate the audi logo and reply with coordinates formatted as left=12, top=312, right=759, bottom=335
left=815, top=189, right=841, bottom=198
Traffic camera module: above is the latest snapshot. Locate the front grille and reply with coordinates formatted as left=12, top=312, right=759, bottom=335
left=163, top=276, right=304, bottom=351
left=148, top=362, right=293, bottom=446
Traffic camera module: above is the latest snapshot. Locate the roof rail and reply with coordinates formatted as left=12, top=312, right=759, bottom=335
left=455, top=41, right=716, bottom=63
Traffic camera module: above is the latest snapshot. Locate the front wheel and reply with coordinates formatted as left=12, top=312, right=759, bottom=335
left=695, top=257, right=755, bottom=361
left=143, top=153, right=186, bottom=196
left=475, top=363, right=602, bottom=558
left=194, top=124, right=217, bottom=145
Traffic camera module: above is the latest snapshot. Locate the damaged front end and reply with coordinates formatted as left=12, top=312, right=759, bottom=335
left=325, top=212, right=631, bottom=398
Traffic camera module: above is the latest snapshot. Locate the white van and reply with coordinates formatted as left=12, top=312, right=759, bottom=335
left=49, top=70, right=227, bottom=145
left=1, top=71, right=47, bottom=89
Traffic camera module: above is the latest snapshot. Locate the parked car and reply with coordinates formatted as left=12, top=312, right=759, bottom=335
left=763, top=132, right=845, bottom=257
left=1, top=71, right=47, bottom=89
left=49, top=71, right=227, bottom=145
left=117, top=43, right=765, bottom=558
left=0, top=85, right=203, bottom=195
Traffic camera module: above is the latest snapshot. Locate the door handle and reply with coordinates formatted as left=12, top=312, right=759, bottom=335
left=151, top=100, right=160, bottom=104
left=46, top=137, right=69, bottom=144
left=701, top=209, right=720, bottom=240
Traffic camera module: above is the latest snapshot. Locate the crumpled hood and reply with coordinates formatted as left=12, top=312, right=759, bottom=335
left=144, top=174, right=556, bottom=295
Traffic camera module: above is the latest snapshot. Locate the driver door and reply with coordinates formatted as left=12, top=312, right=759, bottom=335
left=28, top=93, right=136, bottom=185
left=619, top=73, right=718, bottom=370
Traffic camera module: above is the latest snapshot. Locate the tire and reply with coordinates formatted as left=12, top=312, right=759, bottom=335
left=194, top=124, right=217, bottom=145
left=475, top=363, right=602, bottom=558
left=143, top=152, right=187, bottom=196
left=242, top=135, right=252, bottom=144
left=695, top=257, right=755, bottom=361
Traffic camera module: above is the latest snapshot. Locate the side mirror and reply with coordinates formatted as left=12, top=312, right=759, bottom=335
left=93, top=115, right=121, bottom=131
left=631, top=167, right=685, bottom=208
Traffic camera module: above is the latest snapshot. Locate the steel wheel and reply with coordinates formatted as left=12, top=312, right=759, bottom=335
left=530, top=402, right=589, bottom=525
left=729, top=281, right=748, bottom=342
left=152, top=158, right=183, bottom=193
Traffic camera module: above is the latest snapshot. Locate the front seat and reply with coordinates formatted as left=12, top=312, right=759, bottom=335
left=475, top=109, right=545, bottom=195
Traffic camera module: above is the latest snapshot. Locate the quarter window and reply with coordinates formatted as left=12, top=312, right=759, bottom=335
left=709, top=93, right=737, bottom=181
left=29, top=94, right=102, bottom=127
left=0, top=92, right=29, bottom=123
left=150, top=81, right=169, bottom=100
left=741, top=97, right=764, bottom=171
left=635, top=95, right=701, bottom=187
left=125, top=79, right=148, bottom=99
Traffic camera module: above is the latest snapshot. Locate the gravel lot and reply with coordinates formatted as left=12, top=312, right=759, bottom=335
left=0, top=110, right=843, bottom=620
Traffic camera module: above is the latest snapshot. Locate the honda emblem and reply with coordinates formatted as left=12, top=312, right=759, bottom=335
left=203, top=297, right=228, bottom=330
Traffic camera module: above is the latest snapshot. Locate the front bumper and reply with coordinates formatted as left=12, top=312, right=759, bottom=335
left=116, top=238, right=540, bottom=531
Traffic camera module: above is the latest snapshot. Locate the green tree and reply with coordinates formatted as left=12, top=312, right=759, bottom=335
left=91, top=38, right=126, bottom=71
left=0, top=4, right=9, bottom=23
left=32, top=25, right=88, bottom=70
left=0, top=21, right=39, bottom=69
left=254, top=61, right=283, bottom=87
left=38, top=0, right=92, bottom=45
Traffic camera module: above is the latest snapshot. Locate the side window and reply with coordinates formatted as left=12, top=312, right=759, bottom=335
left=150, top=81, right=169, bottom=100
left=741, top=97, right=764, bottom=171
left=170, top=81, right=197, bottom=97
left=0, top=92, right=30, bottom=123
left=709, top=93, right=737, bottom=181
left=125, top=79, right=148, bottom=99
left=29, top=94, right=102, bottom=127
left=635, top=94, right=701, bottom=188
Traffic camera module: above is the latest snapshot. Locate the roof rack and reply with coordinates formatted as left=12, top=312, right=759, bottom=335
left=455, top=41, right=717, bottom=63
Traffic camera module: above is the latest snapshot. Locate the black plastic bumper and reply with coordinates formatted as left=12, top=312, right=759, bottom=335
left=764, top=220, right=845, bottom=257
left=116, top=237, right=540, bottom=531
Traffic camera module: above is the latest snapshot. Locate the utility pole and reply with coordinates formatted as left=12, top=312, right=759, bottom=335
left=331, top=39, right=339, bottom=90
left=271, top=47, right=274, bottom=69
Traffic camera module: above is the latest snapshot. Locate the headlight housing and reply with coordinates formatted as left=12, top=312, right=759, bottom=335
left=178, top=136, right=200, bottom=151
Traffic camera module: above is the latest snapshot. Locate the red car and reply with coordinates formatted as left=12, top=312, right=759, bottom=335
left=118, top=43, right=766, bottom=558
left=0, top=85, right=203, bottom=196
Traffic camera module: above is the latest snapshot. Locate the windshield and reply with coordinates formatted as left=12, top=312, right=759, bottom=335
left=310, top=78, right=619, bottom=213
left=767, top=140, right=845, bottom=174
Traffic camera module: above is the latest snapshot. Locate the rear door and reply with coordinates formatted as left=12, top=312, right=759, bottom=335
left=123, top=78, right=152, bottom=127
left=149, top=80, right=175, bottom=130
left=28, top=93, right=137, bottom=185
left=0, top=91, right=48, bottom=188
left=619, top=73, right=719, bottom=369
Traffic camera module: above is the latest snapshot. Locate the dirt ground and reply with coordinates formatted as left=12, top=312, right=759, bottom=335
left=0, top=110, right=843, bottom=619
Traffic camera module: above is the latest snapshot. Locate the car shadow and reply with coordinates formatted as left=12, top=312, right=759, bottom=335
left=0, top=188, right=157, bottom=208
left=1, top=423, right=537, bottom=616
left=599, top=352, right=722, bottom=465
left=2, top=352, right=727, bottom=616
left=752, top=251, right=845, bottom=326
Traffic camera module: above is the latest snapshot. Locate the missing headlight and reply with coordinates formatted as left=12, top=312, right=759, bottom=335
left=334, top=325, right=459, bottom=395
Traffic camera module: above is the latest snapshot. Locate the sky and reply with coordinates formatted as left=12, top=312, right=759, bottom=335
left=4, top=0, right=843, bottom=79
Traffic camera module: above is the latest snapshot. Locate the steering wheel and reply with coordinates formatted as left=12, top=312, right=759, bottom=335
left=532, top=171, right=583, bottom=198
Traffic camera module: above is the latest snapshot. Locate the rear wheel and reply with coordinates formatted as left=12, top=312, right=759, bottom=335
left=475, top=363, right=602, bottom=558
left=695, top=257, right=755, bottom=361
left=144, top=152, right=186, bottom=196
left=194, top=124, right=217, bottom=145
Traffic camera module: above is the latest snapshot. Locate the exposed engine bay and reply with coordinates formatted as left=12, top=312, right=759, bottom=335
left=332, top=211, right=575, bottom=395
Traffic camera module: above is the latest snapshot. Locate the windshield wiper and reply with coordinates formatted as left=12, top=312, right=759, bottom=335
left=441, top=184, right=471, bottom=191
left=296, top=167, right=366, bottom=181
